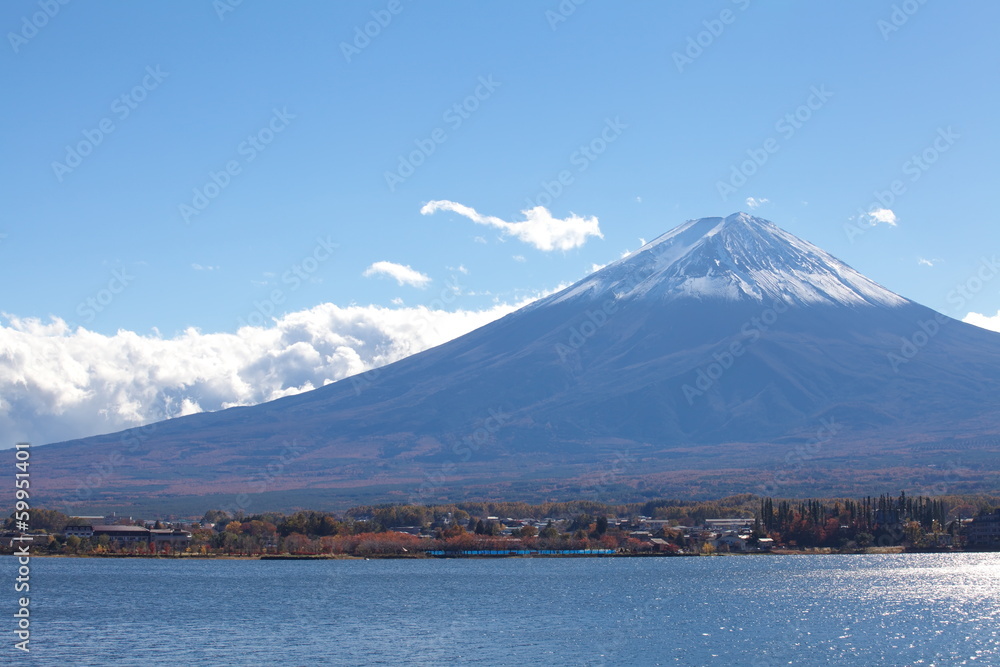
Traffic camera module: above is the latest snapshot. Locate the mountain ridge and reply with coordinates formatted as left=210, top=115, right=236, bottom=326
left=550, top=212, right=908, bottom=308
left=32, top=213, right=1000, bottom=511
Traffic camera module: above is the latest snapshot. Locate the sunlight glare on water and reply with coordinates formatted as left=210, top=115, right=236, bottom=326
left=20, top=553, right=1000, bottom=665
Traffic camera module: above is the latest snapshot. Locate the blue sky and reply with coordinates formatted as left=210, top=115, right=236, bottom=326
left=3, top=1, right=1000, bottom=443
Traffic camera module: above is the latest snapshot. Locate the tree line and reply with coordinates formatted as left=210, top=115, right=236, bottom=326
left=4, top=491, right=997, bottom=556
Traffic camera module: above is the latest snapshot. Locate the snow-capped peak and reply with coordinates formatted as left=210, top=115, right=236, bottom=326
left=550, top=213, right=909, bottom=308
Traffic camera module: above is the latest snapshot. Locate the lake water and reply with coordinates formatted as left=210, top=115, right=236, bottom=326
left=11, top=553, right=1000, bottom=665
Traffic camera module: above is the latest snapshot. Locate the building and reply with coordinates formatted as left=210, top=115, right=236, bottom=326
left=149, top=528, right=192, bottom=550
left=712, top=532, right=750, bottom=553
left=91, top=525, right=150, bottom=543
left=649, top=538, right=679, bottom=553
left=966, top=510, right=1000, bottom=547
left=704, top=518, right=754, bottom=531
left=63, top=524, right=192, bottom=550
left=64, top=524, right=96, bottom=539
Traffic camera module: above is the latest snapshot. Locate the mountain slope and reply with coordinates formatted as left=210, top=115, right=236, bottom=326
left=34, top=213, right=1000, bottom=510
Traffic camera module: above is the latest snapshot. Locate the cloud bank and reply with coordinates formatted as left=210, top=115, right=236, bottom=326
left=0, top=297, right=538, bottom=446
left=421, top=200, right=602, bottom=251
left=963, top=310, right=1000, bottom=333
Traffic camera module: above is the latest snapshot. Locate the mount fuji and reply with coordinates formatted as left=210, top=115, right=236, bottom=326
left=35, top=213, right=1000, bottom=511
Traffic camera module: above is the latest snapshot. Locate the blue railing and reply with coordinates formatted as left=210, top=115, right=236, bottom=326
left=426, top=549, right=616, bottom=556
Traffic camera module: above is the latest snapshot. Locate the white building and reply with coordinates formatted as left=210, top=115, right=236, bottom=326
left=704, top=518, right=753, bottom=531
left=712, top=532, right=750, bottom=552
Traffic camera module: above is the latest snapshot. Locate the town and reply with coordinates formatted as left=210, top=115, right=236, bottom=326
left=3, top=493, right=999, bottom=558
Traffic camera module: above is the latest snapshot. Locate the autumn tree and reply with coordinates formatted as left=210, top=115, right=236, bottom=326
left=202, top=510, right=231, bottom=526
left=5, top=508, right=71, bottom=533
left=517, top=525, right=538, bottom=539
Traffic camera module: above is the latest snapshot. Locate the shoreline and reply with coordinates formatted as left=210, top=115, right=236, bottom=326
left=7, top=546, right=994, bottom=560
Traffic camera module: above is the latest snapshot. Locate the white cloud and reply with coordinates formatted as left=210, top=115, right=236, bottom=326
left=191, top=263, right=219, bottom=271
left=963, top=310, right=1000, bottom=333
left=512, top=255, right=526, bottom=263
left=421, top=200, right=603, bottom=251
left=472, top=236, right=487, bottom=244
left=864, top=208, right=898, bottom=226
left=745, top=197, right=769, bottom=209
left=0, top=294, right=548, bottom=445
left=362, top=261, right=431, bottom=288
left=917, top=257, right=939, bottom=267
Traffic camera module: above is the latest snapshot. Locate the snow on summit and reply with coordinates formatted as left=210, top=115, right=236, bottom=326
left=552, top=213, right=908, bottom=308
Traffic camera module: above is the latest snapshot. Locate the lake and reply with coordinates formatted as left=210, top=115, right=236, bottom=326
left=12, top=553, right=1000, bottom=665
